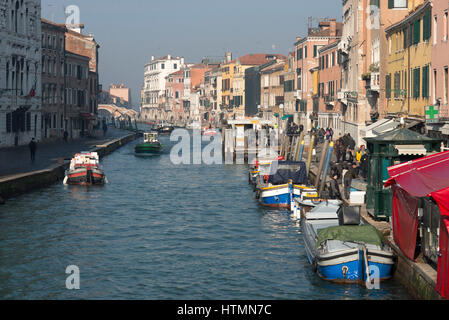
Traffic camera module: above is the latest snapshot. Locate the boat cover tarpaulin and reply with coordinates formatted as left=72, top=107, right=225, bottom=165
left=268, top=161, right=308, bottom=185
left=384, top=150, right=449, bottom=299
left=315, top=225, right=384, bottom=248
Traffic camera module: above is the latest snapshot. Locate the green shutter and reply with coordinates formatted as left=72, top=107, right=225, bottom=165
left=413, top=19, right=421, bottom=45
left=388, top=0, right=394, bottom=9
left=422, top=65, right=429, bottom=98
left=386, top=74, right=391, bottom=99
left=423, top=9, right=431, bottom=41
left=413, top=68, right=421, bottom=99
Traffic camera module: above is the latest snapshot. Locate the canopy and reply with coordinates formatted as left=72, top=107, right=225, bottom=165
left=316, top=225, right=384, bottom=248
left=385, top=150, right=449, bottom=299
left=267, top=161, right=308, bottom=185
left=282, top=114, right=293, bottom=120
left=394, top=144, right=427, bottom=155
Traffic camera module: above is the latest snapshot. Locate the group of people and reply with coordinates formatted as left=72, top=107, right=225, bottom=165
left=326, top=133, right=369, bottom=201
left=310, top=127, right=334, bottom=144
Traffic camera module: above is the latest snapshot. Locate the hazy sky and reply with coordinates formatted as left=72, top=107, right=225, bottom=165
left=41, top=0, right=342, bottom=109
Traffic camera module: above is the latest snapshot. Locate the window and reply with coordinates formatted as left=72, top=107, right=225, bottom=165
left=394, top=72, right=400, bottom=98
left=422, top=65, right=429, bottom=98
left=386, top=74, right=391, bottom=99
left=445, top=67, right=448, bottom=105
left=445, top=12, right=448, bottom=41
left=304, top=46, right=307, bottom=58
left=434, top=16, right=438, bottom=45
left=413, top=19, right=421, bottom=45
left=413, top=67, right=421, bottom=99
left=423, top=10, right=431, bottom=41
left=161, top=63, right=165, bottom=70
left=6, top=113, right=12, bottom=133
left=297, top=68, right=302, bottom=90
left=174, top=63, right=177, bottom=69
left=313, top=45, right=318, bottom=57
left=388, top=0, right=407, bottom=9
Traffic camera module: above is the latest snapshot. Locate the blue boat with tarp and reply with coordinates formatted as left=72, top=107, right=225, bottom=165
left=255, top=161, right=317, bottom=209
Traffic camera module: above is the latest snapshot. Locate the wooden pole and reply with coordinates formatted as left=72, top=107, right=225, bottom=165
left=319, top=142, right=334, bottom=197
left=314, top=140, right=330, bottom=189
left=306, top=135, right=315, bottom=176
left=295, top=132, right=304, bottom=161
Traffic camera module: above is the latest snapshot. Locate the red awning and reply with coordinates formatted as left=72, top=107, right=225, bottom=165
left=385, top=150, right=449, bottom=199
left=384, top=150, right=449, bottom=299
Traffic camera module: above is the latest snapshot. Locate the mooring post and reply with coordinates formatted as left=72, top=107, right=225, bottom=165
left=314, top=140, right=330, bottom=189
left=306, top=135, right=315, bottom=176
left=319, top=142, right=334, bottom=197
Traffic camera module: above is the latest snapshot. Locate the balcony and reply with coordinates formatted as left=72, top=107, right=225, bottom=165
left=324, top=95, right=336, bottom=104
left=370, top=72, right=380, bottom=91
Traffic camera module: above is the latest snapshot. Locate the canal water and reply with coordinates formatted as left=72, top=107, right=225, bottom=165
left=0, top=129, right=412, bottom=299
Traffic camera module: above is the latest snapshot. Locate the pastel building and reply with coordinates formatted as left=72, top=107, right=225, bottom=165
left=294, top=19, right=342, bottom=133
left=385, top=0, right=431, bottom=127
left=428, top=0, right=449, bottom=141
left=317, top=41, right=343, bottom=136
left=141, top=55, right=185, bottom=121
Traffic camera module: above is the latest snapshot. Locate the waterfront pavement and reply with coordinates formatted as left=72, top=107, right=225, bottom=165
left=0, top=127, right=132, bottom=179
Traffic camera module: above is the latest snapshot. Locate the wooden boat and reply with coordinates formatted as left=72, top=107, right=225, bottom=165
left=135, top=132, right=162, bottom=156
left=255, top=161, right=313, bottom=209
left=155, top=121, right=174, bottom=134
left=301, top=203, right=396, bottom=285
left=64, top=152, right=106, bottom=186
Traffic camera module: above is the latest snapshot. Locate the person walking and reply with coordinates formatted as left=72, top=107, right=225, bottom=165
left=102, top=120, right=108, bottom=137
left=329, top=127, right=334, bottom=141
left=28, top=138, right=37, bottom=163
left=63, top=130, right=69, bottom=142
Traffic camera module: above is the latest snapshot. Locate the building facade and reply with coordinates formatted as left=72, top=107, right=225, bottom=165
left=141, top=55, right=185, bottom=121
left=0, top=0, right=42, bottom=147
left=428, top=0, right=449, bottom=141
left=41, top=18, right=66, bottom=141
left=295, top=19, right=342, bottom=133
left=260, top=59, right=287, bottom=123
left=318, top=41, right=343, bottom=136
left=64, top=51, right=90, bottom=139
left=385, top=0, right=431, bottom=126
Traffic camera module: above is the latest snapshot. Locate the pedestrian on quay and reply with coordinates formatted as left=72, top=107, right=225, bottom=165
left=102, top=120, right=108, bottom=137
left=329, top=127, right=334, bottom=141
left=63, top=130, right=69, bottom=142
left=342, top=164, right=352, bottom=200
left=329, top=174, right=343, bottom=200
left=28, top=138, right=37, bottom=163
left=360, top=153, right=368, bottom=180
left=335, top=140, right=342, bottom=163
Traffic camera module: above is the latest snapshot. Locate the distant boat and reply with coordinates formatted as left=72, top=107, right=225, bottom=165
left=301, top=203, right=396, bottom=285
left=135, top=132, right=163, bottom=156
left=155, top=122, right=174, bottom=135
left=186, top=121, right=201, bottom=130
left=203, top=128, right=218, bottom=136
left=64, top=152, right=106, bottom=186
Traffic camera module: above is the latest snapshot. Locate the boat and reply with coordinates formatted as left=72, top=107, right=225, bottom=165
left=64, top=152, right=106, bottom=186
left=256, top=161, right=314, bottom=209
left=186, top=121, right=201, bottom=130
left=301, top=203, right=396, bottom=285
left=135, top=132, right=163, bottom=156
left=203, top=128, right=218, bottom=136
left=155, top=121, right=174, bottom=134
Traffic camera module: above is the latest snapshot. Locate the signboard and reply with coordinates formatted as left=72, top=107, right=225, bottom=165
left=425, top=105, right=439, bottom=124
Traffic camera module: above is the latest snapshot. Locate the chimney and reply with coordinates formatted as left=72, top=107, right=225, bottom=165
left=180, top=57, right=185, bottom=66
left=151, top=55, right=155, bottom=61
left=296, top=36, right=301, bottom=42
left=168, top=54, right=171, bottom=60
left=225, top=52, right=232, bottom=63
left=330, top=19, right=337, bottom=37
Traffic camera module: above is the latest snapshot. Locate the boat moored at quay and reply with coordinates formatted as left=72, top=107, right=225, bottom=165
left=301, top=202, right=396, bottom=285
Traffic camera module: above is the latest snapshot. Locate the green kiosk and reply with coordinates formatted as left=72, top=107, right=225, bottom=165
left=364, top=127, right=442, bottom=220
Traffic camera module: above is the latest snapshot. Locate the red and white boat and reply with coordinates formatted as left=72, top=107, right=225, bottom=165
left=203, top=128, right=218, bottom=136
left=64, top=152, right=107, bottom=186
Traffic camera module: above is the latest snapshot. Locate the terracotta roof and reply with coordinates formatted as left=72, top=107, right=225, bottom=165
left=41, top=18, right=67, bottom=31
left=230, top=53, right=286, bottom=66
left=308, top=22, right=343, bottom=37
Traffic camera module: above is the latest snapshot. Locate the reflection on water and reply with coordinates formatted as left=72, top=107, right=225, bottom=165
left=0, top=127, right=413, bottom=299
